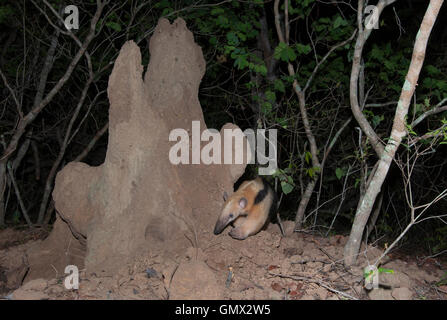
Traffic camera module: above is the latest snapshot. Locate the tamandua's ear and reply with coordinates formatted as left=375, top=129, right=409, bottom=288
left=239, top=197, right=247, bottom=209
left=223, top=191, right=228, bottom=202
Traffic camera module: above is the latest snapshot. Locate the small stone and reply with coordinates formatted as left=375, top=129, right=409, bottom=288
left=368, top=288, right=394, bottom=300
left=145, top=268, right=159, bottom=278
left=315, top=287, right=328, bottom=300
left=283, top=247, right=303, bottom=257
left=271, top=282, right=283, bottom=292
left=380, top=271, right=412, bottom=288
left=269, top=290, right=283, bottom=300
left=21, top=279, right=48, bottom=291
left=12, top=288, right=49, bottom=300
left=391, top=287, right=413, bottom=300
left=48, top=285, right=64, bottom=295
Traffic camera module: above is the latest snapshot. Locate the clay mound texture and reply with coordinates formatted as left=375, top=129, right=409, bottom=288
left=24, top=18, right=250, bottom=281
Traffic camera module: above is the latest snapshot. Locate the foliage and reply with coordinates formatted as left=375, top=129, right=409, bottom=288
left=0, top=0, right=446, bottom=258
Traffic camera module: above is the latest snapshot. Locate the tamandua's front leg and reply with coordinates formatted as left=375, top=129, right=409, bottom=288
left=232, top=216, right=247, bottom=228
left=229, top=215, right=264, bottom=240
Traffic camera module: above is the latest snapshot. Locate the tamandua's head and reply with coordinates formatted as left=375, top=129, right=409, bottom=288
left=213, top=192, right=247, bottom=235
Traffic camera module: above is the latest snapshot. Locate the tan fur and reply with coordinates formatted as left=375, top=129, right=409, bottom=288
left=213, top=177, right=274, bottom=240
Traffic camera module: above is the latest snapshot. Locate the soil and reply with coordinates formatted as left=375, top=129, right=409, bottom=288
left=1, top=223, right=446, bottom=300
left=1, top=18, right=446, bottom=301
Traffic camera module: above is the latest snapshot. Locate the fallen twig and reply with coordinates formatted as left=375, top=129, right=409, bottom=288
left=268, top=271, right=358, bottom=300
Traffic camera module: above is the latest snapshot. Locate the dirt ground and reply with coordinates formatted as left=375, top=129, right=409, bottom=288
left=0, top=223, right=446, bottom=300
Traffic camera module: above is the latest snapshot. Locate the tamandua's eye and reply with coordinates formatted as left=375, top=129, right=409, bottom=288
left=229, top=213, right=234, bottom=218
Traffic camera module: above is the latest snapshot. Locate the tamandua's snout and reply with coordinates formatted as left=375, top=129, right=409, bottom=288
left=213, top=196, right=248, bottom=235
left=213, top=177, right=277, bottom=240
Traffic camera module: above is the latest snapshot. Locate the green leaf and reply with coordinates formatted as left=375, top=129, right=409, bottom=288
left=211, top=8, right=224, bottom=15
left=274, top=42, right=296, bottom=62
left=234, top=55, right=248, bottom=69
left=265, top=90, right=276, bottom=103
left=296, top=43, right=311, bottom=55
left=305, top=151, right=312, bottom=164
left=209, top=36, right=217, bottom=46
left=12, top=209, right=20, bottom=224
left=425, top=65, right=440, bottom=76
left=0, top=5, right=14, bottom=24
left=106, top=21, right=122, bottom=32
left=335, top=168, right=344, bottom=180
left=274, top=79, right=286, bottom=93
left=436, top=80, right=447, bottom=91
left=281, top=181, right=294, bottom=194
left=226, top=32, right=239, bottom=46
left=216, top=15, right=229, bottom=27
left=254, top=64, right=267, bottom=76
left=378, top=268, right=394, bottom=274
left=261, top=102, right=272, bottom=115
left=154, top=0, right=170, bottom=8
left=372, top=114, right=384, bottom=128
left=333, top=15, right=347, bottom=29
left=277, top=117, right=288, bottom=129
left=307, top=167, right=315, bottom=178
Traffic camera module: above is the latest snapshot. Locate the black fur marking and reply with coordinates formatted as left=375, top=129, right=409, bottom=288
left=254, top=177, right=278, bottom=218
left=258, top=177, right=278, bottom=231
left=254, top=178, right=269, bottom=204
left=269, top=188, right=278, bottom=219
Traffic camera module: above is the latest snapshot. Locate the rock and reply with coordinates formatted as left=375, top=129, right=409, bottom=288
left=380, top=271, right=412, bottom=288
left=48, top=285, right=64, bottom=295
left=391, top=287, right=413, bottom=300
left=283, top=247, right=303, bottom=257
left=271, top=282, right=283, bottom=292
left=21, top=278, right=48, bottom=291
left=315, top=287, right=328, bottom=300
left=9, top=278, right=51, bottom=300
left=368, top=288, right=394, bottom=300
left=268, top=290, right=283, bottom=300
left=11, top=288, right=48, bottom=300
left=282, top=221, right=295, bottom=237
left=169, top=261, right=223, bottom=300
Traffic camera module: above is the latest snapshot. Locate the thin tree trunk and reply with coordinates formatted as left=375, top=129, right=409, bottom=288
left=295, top=179, right=317, bottom=229
left=349, top=0, right=398, bottom=158
left=365, top=191, right=383, bottom=241
left=7, top=163, right=32, bottom=227
left=344, top=0, right=443, bottom=266
left=0, top=162, right=6, bottom=227
left=273, top=0, right=355, bottom=230
left=293, top=90, right=321, bottom=229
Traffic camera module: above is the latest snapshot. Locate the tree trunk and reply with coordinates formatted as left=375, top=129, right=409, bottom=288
left=0, top=161, right=6, bottom=227
left=294, top=178, right=317, bottom=228
left=344, top=0, right=443, bottom=266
